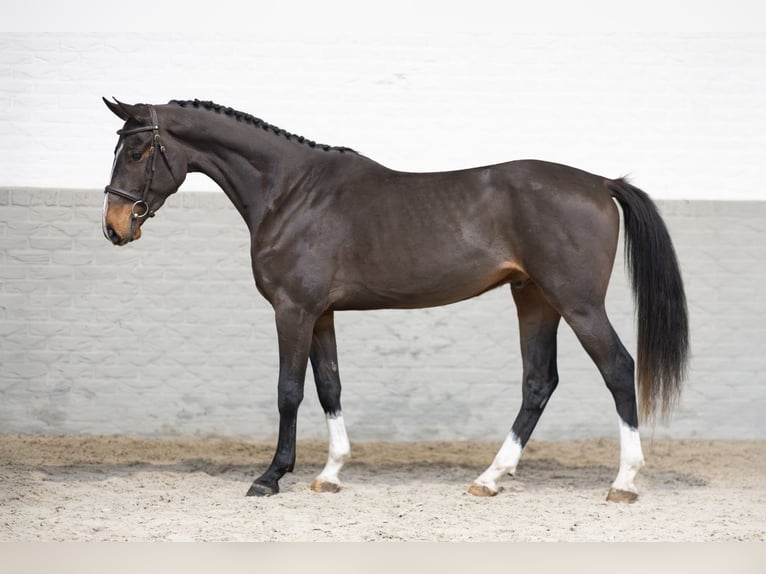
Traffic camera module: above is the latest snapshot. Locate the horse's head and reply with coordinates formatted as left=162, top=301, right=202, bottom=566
left=102, top=98, right=187, bottom=245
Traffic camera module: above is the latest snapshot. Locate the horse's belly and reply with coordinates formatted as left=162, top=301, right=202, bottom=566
left=330, top=260, right=526, bottom=311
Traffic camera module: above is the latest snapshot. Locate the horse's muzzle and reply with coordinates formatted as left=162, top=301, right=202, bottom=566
left=104, top=224, right=140, bottom=246
left=104, top=225, right=124, bottom=245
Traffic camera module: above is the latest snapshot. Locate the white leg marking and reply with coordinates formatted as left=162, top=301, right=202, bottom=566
left=472, top=431, right=523, bottom=493
left=611, top=418, right=645, bottom=493
left=315, top=413, right=350, bottom=486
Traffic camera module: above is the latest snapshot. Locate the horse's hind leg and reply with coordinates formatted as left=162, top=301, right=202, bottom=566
left=469, top=282, right=561, bottom=496
left=308, top=311, right=350, bottom=493
left=563, top=305, right=644, bottom=503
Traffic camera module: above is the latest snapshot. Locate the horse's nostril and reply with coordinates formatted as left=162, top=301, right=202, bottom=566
left=106, top=226, right=122, bottom=245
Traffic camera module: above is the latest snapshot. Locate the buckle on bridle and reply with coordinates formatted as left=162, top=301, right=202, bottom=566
left=131, top=200, right=151, bottom=219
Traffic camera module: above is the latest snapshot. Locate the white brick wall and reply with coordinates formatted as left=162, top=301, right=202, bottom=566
left=1, top=190, right=764, bottom=440
left=1, top=32, right=765, bottom=200
left=1, top=28, right=765, bottom=440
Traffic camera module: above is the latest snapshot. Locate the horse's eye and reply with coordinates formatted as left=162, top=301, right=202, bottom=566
left=130, top=150, right=143, bottom=161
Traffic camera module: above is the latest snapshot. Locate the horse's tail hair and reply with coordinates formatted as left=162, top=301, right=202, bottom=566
left=608, top=178, right=689, bottom=422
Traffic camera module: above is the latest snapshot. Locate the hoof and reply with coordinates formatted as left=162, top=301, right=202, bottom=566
left=246, top=482, right=278, bottom=497
left=606, top=488, right=638, bottom=504
left=310, top=479, right=342, bottom=493
left=467, top=483, right=501, bottom=497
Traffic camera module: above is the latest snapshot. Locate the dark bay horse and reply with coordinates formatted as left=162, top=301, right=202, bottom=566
left=102, top=98, right=688, bottom=503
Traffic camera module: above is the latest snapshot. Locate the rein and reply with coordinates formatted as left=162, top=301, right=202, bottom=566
left=104, top=105, right=179, bottom=221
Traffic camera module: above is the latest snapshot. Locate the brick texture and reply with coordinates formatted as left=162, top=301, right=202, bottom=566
left=1, top=31, right=765, bottom=441
left=1, top=33, right=765, bottom=200
left=1, top=189, right=763, bottom=440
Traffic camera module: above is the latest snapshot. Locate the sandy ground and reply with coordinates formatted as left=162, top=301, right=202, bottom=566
left=0, top=435, right=764, bottom=541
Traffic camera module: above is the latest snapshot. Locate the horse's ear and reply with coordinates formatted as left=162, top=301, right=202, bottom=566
left=103, top=97, right=131, bottom=121
left=102, top=97, right=150, bottom=123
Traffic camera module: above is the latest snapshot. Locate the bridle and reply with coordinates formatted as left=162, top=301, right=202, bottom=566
left=104, top=105, right=180, bottom=220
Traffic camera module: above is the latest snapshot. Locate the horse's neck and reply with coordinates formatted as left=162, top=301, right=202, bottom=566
left=184, top=124, right=294, bottom=230
left=173, top=109, right=366, bottom=231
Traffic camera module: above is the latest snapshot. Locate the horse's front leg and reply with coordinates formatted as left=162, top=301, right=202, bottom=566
left=308, top=311, right=350, bottom=493
left=246, top=304, right=315, bottom=497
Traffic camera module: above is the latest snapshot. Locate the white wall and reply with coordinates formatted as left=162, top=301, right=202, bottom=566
left=1, top=5, right=765, bottom=442
left=2, top=4, right=766, bottom=200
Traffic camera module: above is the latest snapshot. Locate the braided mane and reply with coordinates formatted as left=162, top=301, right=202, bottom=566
left=169, top=99, right=356, bottom=154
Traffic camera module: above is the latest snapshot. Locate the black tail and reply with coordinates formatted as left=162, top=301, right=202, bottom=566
left=608, top=178, right=689, bottom=422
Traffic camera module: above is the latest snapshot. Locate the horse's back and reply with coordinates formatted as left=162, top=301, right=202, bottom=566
left=321, top=158, right=619, bottom=311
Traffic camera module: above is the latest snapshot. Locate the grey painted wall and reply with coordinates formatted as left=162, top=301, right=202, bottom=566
left=1, top=188, right=764, bottom=440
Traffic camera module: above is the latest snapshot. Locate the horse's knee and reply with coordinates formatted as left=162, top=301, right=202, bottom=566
left=522, top=375, right=559, bottom=411
left=277, top=385, right=305, bottom=414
